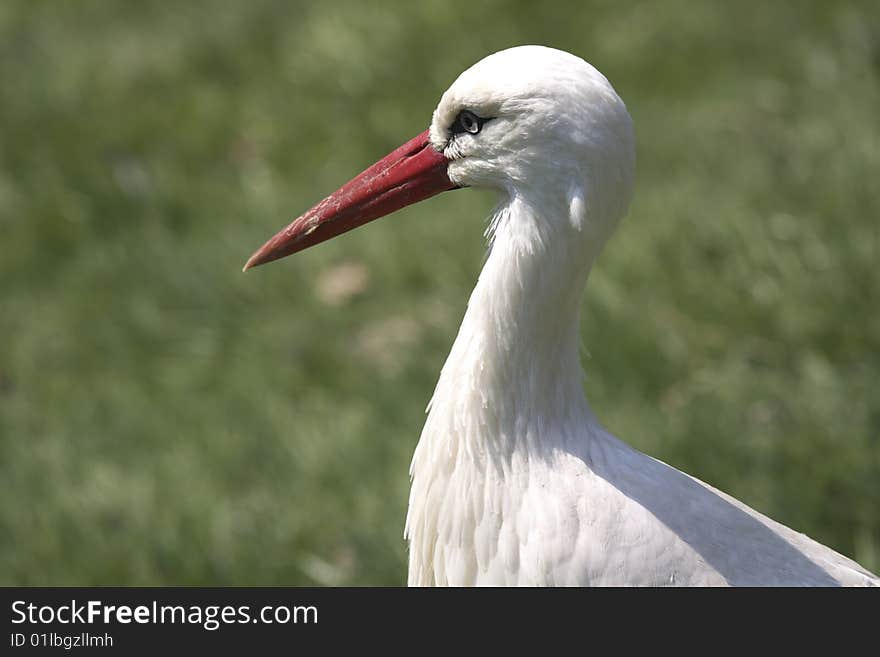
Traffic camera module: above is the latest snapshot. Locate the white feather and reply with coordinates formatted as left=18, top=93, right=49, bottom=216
left=404, top=45, right=877, bottom=586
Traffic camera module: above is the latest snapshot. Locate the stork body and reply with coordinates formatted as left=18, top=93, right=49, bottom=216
left=403, top=191, right=876, bottom=586
left=246, top=46, right=879, bottom=586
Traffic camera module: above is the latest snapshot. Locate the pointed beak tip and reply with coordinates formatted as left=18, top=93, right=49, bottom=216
left=243, top=239, right=290, bottom=272
left=242, top=252, right=263, bottom=273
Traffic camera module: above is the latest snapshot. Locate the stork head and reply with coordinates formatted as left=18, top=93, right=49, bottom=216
left=431, top=46, right=634, bottom=224
left=244, top=45, right=634, bottom=270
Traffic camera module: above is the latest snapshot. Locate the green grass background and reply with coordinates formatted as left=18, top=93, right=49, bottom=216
left=1, top=1, right=878, bottom=585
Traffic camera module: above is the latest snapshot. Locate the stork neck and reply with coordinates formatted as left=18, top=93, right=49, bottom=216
left=470, top=199, right=588, bottom=354
left=474, top=193, right=593, bottom=353
left=429, top=193, right=600, bottom=457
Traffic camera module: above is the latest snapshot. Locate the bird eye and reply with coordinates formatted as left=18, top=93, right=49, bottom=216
left=452, top=109, right=486, bottom=136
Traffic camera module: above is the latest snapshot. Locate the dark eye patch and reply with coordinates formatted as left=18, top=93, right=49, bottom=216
left=451, top=109, right=491, bottom=136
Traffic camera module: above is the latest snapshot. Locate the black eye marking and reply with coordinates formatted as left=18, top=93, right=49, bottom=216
left=451, top=109, right=491, bottom=136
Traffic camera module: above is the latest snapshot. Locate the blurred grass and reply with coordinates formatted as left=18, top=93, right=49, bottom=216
left=1, top=1, right=878, bottom=584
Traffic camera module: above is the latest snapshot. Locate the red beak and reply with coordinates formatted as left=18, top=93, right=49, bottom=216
left=243, top=129, right=456, bottom=271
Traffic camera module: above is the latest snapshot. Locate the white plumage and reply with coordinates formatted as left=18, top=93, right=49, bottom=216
left=246, top=45, right=878, bottom=586
left=402, top=46, right=877, bottom=586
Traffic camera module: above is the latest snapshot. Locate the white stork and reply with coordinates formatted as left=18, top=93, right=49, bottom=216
left=244, top=46, right=878, bottom=586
